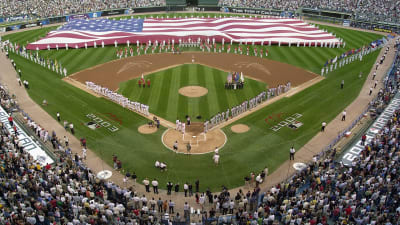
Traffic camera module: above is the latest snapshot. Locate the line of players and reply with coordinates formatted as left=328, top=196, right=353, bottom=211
left=204, top=91, right=267, bottom=133
left=268, top=82, right=292, bottom=97
left=203, top=81, right=292, bottom=132
left=86, top=81, right=150, bottom=116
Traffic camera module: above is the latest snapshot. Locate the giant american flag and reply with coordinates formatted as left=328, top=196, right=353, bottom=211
left=26, top=17, right=340, bottom=50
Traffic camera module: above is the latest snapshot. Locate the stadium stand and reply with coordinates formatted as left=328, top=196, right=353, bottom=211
left=1, top=39, right=400, bottom=224
left=218, top=0, right=302, bottom=12
left=218, top=0, right=400, bottom=23
left=0, top=0, right=166, bottom=20
left=1, top=1, right=400, bottom=224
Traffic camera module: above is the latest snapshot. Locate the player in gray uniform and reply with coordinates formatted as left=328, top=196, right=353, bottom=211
left=204, top=121, right=209, bottom=133
left=211, top=117, right=216, bottom=127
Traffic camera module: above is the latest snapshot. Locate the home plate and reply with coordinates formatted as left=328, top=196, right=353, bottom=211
left=97, top=170, right=112, bottom=180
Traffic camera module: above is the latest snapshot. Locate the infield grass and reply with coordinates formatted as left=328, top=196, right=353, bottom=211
left=2, top=13, right=385, bottom=191
left=118, top=64, right=267, bottom=123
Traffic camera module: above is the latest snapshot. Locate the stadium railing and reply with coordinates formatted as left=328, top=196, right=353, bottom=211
left=166, top=0, right=187, bottom=6
left=0, top=85, right=58, bottom=163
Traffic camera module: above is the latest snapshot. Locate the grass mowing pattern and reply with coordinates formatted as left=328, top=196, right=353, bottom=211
left=2, top=13, right=384, bottom=191
left=118, top=64, right=267, bottom=122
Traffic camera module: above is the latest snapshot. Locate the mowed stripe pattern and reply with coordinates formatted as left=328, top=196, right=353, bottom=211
left=26, top=17, right=340, bottom=50
left=118, top=64, right=267, bottom=122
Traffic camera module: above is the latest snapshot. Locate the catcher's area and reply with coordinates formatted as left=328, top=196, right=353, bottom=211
left=67, top=51, right=320, bottom=154
left=162, top=122, right=226, bottom=154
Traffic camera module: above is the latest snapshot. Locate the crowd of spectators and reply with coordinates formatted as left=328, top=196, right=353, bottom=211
left=218, top=0, right=400, bottom=23
left=0, top=84, right=176, bottom=225
left=218, top=0, right=303, bottom=12
left=352, top=0, right=399, bottom=23
left=0, top=0, right=166, bottom=20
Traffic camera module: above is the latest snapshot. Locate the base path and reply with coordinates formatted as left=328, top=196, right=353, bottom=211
left=69, top=52, right=318, bottom=91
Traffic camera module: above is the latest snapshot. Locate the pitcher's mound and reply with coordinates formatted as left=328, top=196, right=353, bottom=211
left=231, top=124, right=250, bottom=133
left=179, top=86, right=208, bottom=97
left=138, top=125, right=158, bottom=134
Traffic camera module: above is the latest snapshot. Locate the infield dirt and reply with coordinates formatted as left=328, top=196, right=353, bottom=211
left=69, top=52, right=318, bottom=91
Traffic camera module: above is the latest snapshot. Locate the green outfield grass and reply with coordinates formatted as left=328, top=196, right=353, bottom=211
left=2, top=13, right=385, bottom=191
left=118, top=64, right=267, bottom=122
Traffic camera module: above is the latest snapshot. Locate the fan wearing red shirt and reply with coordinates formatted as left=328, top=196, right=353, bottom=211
left=345, top=205, right=352, bottom=216
left=8, top=116, right=13, bottom=126
left=133, top=208, right=140, bottom=216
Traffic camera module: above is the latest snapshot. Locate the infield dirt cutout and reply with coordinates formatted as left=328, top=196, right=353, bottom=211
left=178, top=86, right=208, bottom=97
left=69, top=52, right=318, bottom=91
left=162, top=122, right=226, bottom=154
left=231, top=124, right=250, bottom=133
left=138, top=124, right=158, bottom=134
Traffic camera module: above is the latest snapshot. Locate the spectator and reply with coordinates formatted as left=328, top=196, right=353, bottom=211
left=0, top=0, right=166, bottom=20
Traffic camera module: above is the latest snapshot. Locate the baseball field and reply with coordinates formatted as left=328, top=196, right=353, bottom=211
left=3, top=12, right=383, bottom=190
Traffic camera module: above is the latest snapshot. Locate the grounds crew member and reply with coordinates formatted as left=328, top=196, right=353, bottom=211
left=289, top=146, right=295, bottom=160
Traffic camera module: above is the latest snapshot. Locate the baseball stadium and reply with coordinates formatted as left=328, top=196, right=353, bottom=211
left=0, top=0, right=399, bottom=224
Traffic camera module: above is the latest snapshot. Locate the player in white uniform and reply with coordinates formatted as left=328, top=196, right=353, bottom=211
left=182, top=122, right=186, bottom=134
left=178, top=121, right=182, bottom=132
left=213, top=153, right=220, bottom=165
